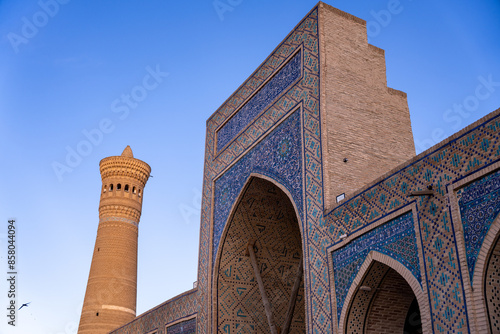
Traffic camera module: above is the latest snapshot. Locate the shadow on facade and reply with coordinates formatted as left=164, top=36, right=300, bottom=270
left=485, top=234, right=500, bottom=333
left=345, top=261, right=422, bottom=334
left=214, top=177, right=305, bottom=333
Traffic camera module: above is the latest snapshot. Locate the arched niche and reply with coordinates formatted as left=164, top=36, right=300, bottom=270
left=213, top=176, right=306, bottom=334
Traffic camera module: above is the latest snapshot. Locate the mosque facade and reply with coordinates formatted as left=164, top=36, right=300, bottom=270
left=79, top=3, right=500, bottom=334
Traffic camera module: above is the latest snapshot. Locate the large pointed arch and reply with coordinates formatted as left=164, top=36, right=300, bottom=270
left=336, top=251, right=431, bottom=334
left=212, top=174, right=306, bottom=334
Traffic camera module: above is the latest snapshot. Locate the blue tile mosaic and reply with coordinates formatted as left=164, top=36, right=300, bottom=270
left=197, top=9, right=320, bottom=333
left=216, top=51, right=302, bottom=152
left=110, top=290, right=197, bottom=334
left=198, top=4, right=500, bottom=332
left=167, top=318, right=196, bottom=334
left=109, top=4, right=500, bottom=329
left=458, top=169, right=500, bottom=282
left=323, top=113, right=500, bottom=333
left=213, top=109, right=304, bottom=262
left=331, top=212, right=421, bottom=321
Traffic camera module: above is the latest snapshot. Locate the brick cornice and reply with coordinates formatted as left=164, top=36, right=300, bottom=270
left=99, top=156, right=151, bottom=186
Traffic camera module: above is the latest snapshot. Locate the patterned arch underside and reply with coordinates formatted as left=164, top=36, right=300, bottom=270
left=485, top=235, right=500, bottom=333
left=345, top=262, right=419, bottom=334
left=216, top=178, right=305, bottom=333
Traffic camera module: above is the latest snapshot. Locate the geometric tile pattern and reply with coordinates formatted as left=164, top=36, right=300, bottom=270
left=213, top=110, right=303, bottom=262
left=90, top=3, right=500, bottom=333
left=216, top=51, right=302, bottom=152
left=194, top=3, right=500, bottom=334
left=198, top=8, right=320, bottom=334
left=109, top=290, right=197, bottom=334
left=216, top=178, right=305, bottom=333
left=107, top=4, right=500, bottom=333
left=325, top=116, right=500, bottom=333
left=167, top=318, right=196, bottom=334
left=458, top=168, right=500, bottom=282
left=331, top=212, right=420, bottom=321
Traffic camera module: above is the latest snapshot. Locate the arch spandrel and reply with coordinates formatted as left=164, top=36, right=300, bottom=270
left=337, top=251, right=431, bottom=334
left=211, top=109, right=304, bottom=265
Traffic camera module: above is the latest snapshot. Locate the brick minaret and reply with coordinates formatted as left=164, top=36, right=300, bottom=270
left=78, top=146, right=151, bottom=334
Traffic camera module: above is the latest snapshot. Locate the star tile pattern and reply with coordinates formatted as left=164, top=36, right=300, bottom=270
left=324, top=114, right=500, bottom=333
left=213, top=110, right=303, bottom=263
left=198, top=3, right=500, bottom=332
left=109, top=4, right=500, bottom=333
left=331, top=212, right=421, bottom=321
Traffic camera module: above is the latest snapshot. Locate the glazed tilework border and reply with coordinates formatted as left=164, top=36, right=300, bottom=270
left=198, top=3, right=500, bottom=332
left=324, top=112, right=500, bottom=333
left=458, top=168, right=500, bottom=282
left=210, top=43, right=320, bottom=170
left=110, top=290, right=197, bottom=334
left=216, top=50, right=302, bottom=152
left=167, top=317, right=196, bottom=334
left=198, top=7, right=321, bottom=334
left=331, top=212, right=421, bottom=321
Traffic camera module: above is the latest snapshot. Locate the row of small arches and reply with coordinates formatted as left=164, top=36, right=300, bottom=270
left=103, top=184, right=141, bottom=196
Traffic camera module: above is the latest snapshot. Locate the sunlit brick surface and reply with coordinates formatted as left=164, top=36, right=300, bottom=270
left=78, top=146, right=150, bottom=334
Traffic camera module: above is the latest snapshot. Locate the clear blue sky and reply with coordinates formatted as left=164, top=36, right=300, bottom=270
left=1, top=0, right=499, bottom=332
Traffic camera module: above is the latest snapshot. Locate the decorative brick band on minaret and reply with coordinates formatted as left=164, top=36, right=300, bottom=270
left=78, top=146, right=151, bottom=334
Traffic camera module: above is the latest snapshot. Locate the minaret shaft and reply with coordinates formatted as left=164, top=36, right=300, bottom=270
left=78, top=146, right=150, bottom=334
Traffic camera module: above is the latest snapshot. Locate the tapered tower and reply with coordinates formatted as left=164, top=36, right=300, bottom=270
left=78, top=146, right=150, bottom=334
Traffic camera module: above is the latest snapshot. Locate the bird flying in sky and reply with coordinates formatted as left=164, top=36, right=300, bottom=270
left=18, top=302, right=30, bottom=310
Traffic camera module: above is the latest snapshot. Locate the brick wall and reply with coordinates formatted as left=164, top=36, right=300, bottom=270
left=365, top=269, right=415, bottom=333
left=79, top=149, right=151, bottom=334
left=318, top=3, right=415, bottom=210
